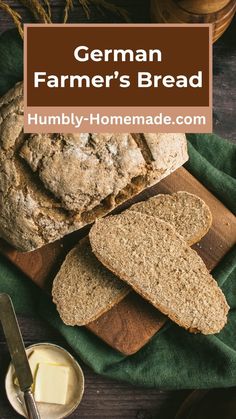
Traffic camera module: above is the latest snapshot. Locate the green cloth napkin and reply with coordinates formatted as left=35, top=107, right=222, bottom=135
left=0, top=29, right=236, bottom=390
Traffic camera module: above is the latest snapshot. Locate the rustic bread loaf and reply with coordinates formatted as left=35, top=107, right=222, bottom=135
left=52, top=238, right=129, bottom=326
left=0, top=82, right=188, bottom=252
left=89, top=212, right=229, bottom=334
left=52, top=191, right=212, bottom=326
left=129, top=191, right=212, bottom=245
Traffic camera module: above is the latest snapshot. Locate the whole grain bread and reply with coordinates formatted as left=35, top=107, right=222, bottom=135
left=52, top=238, right=129, bottom=326
left=52, top=191, right=212, bottom=326
left=0, top=82, right=188, bottom=252
left=129, top=191, right=212, bottom=245
left=89, top=212, right=229, bottom=334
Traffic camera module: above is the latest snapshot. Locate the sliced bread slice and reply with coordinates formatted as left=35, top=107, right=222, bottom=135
left=129, top=191, right=212, bottom=245
left=52, top=237, right=129, bottom=326
left=89, top=211, right=229, bottom=334
left=53, top=192, right=213, bottom=327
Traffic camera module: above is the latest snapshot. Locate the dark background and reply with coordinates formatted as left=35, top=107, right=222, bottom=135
left=0, top=1, right=235, bottom=418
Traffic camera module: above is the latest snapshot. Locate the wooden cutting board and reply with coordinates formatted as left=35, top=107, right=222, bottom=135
left=0, top=167, right=236, bottom=355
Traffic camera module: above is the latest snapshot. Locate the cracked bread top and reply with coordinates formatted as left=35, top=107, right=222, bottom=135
left=0, top=82, right=188, bottom=252
left=20, top=133, right=146, bottom=212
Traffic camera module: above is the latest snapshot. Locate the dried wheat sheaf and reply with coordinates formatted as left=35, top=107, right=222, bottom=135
left=0, top=0, right=129, bottom=39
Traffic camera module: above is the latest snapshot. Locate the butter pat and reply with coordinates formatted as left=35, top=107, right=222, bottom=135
left=14, top=350, right=53, bottom=387
left=29, top=351, right=54, bottom=379
left=34, top=363, right=69, bottom=405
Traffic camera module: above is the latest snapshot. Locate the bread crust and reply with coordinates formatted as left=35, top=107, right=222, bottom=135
left=89, top=212, right=229, bottom=335
left=53, top=192, right=213, bottom=326
left=0, top=82, right=188, bottom=252
left=52, top=237, right=129, bottom=326
left=53, top=286, right=129, bottom=326
left=129, top=191, right=213, bottom=246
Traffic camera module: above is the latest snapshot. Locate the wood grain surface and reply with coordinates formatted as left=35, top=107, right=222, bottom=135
left=150, top=0, right=236, bottom=42
left=1, top=167, right=236, bottom=355
left=177, top=0, right=231, bottom=13
left=0, top=2, right=235, bottom=418
left=89, top=166, right=236, bottom=352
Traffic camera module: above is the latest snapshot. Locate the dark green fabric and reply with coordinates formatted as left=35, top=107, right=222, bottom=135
left=0, top=29, right=235, bottom=389
left=0, top=29, right=23, bottom=96
left=186, top=135, right=236, bottom=214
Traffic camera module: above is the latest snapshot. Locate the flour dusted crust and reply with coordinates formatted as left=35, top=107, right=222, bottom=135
left=20, top=133, right=146, bottom=212
left=0, top=82, right=188, bottom=252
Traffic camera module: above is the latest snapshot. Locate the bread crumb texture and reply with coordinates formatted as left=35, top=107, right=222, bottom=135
left=52, top=191, right=212, bottom=326
left=129, top=191, right=212, bottom=245
left=0, top=83, right=188, bottom=252
left=89, top=212, right=229, bottom=335
left=52, top=238, right=129, bottom=325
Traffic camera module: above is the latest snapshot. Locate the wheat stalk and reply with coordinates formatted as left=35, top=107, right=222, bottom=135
left=64, top=0, right=129, bottom=22
left=0, top=0, right=23, bottom=38
left=0, top=0, right=129, bottom=38
left=86, top=0, right=130, bottom=22
left=78, top=0, right=90, bottom=19
left=64, top=0, right=73, bottom=23
left=19, top=0, right=51, bottom=23
left=43, top=0, right=52, bottom=19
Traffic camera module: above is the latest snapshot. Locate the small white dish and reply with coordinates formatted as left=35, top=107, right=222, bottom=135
left=5, top=343, right=84, bottom=419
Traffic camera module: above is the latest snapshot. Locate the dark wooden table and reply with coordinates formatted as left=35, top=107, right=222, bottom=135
left=0, top=2, right=235, bottom=418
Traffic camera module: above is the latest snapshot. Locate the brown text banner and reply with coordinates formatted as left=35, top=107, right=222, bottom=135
left=24, top=24, right=212, bottom=132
